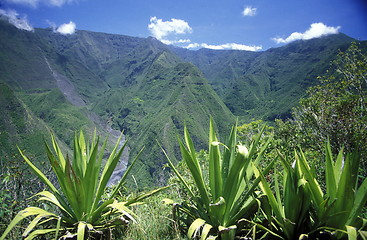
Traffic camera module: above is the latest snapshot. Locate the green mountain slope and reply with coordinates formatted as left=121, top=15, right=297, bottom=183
left=0, top=20, right=234, bottom=186
left=0, top=18, right=363, bottom=186
left=0, top=21, right=56, bottom=90
left=171, top=33, right=355, bottom=121
left=38, top=27, right=235, bottom=185
left=170, top=47, right=261, bottom=97
left=93, top=59, right=235, bottom=186
left=0, top=81, right=48, bottom=169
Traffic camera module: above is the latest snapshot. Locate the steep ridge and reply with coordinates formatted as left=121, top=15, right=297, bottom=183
left=0, top=21, right=56, bottom=90
left=43, top=54, right=129, bottom=185
left=170, top=47, right=261, bottom=96
left=0, top=20, right=235, bottom=186
left=91, top=49, right=235, bottom=186
left=0, top=18, right=362, bottom=186
left=171, top=33, right=356, bottom=121
left=35, top=27, right=235, bottom=186
left=0, top=21, right=129, bottom=183
left=0, top=81, right=49, bottom=170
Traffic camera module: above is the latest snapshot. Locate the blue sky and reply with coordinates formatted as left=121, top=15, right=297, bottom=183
left=0, top=0, right=366, bottom=51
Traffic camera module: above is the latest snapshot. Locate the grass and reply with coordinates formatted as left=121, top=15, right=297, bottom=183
left=122, top=194, right=187, bottom=240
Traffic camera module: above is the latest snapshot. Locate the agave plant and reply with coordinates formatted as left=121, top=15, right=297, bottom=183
left=163, top=118, right=273, bottom=240
left=296, top=142, right=367, bottom=239
left=0, top=131, right=167, bottom=240
left=257, top=141, right=367, bottom=240
left=254, top=150, right=312, bottom=240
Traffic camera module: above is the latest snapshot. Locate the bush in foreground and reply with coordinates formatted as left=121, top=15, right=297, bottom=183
left=0, top=131, right=167, bottom=240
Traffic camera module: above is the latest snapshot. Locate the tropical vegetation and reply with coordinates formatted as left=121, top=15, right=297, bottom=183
left=0, top=131, right=167, bottom=240
left=163, top=118, right=274, bottom=239
left=0, top=20, right=367, bottom=240
left=255, top=142, right=367, bottom=239
left=1, top=18, right=361, bottom=187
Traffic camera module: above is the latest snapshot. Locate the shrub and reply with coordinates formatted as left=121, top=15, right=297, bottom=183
left=163, top=118, right=273, bottom=240
left=256, top=141, right=367, bottom=240
left=0, top=131, right=166, bottom=240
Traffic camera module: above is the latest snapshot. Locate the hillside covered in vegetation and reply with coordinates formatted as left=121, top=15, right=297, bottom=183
left=1, top=18, right=363, bottom=187
left=1, top=14, right=367, bottom=239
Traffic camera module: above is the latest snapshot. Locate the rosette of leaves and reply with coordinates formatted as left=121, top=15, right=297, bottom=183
left=256, top=141, right=367, bottom=240
left=254, top=150, right=312, bottom=240
left=0, top=131, right=167, bottom=240
left=297, top=142, right=367, bottom=239
left=163, top=118, right=273, bottom=240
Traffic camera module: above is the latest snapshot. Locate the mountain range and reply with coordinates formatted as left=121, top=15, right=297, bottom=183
left=0, top=19, right=362, bottom=187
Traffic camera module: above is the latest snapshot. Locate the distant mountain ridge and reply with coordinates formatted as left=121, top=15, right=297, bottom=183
left=0, top=19, right=361, bottom=186
left=170, top=33, right=356, bottom=120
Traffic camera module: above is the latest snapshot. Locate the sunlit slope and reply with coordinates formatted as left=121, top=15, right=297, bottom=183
left=172, top=33, right=355, bottom=120
left=0, top=18, right=363, bottom=186
left=0, top=20, right=234, bottom=186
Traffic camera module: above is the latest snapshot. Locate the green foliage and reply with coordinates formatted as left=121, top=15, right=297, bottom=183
left=291, top=42, right=367, bottom=161
left=0, top=81, right=48, bottom=159
left=121, top=193, right=186, bottom=240
left=255, top=150, right=311, bottom=240
left=256, top=142, right=367, bottom=240
left=164, top=118, right=273, bottom=240
left=0, top=81, right=54, bottom=236
left=0, top=131, right=166, bottom=240
left=172, top=33, right=355, bottom=121
left=93, top=61, right=234, bottom=187
left=19, top=89, right=92, bottom=147
left=298, top=143, right=367, bottom=238
left=166, top=150, right=209, bottom=200
left=0, top=155, right=44, bottom=237
left=237, top=120, right=274, bottom=144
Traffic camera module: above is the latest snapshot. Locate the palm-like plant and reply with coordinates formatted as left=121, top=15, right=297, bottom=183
left=297, top=142, right=367, bottom=238
left=163, top=119, right=272, bottom=240
left=255, top=150, right=311, bottom=240
left=257, top=141, right=367, bottom=239
left=0, top=131, right=166, bottom=240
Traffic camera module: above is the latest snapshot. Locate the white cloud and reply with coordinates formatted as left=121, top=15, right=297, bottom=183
left=176, top=39, right=191, bottom=43
left=56, top=21, right=76, bottom=35
left=147, top=16, right=261, bottom=51
left=161, top=38, right=191, bottom=45
left=0, top=9, right=34, bottom=31
left=47, top=20, right=76, bottom=35
left=148, top=16, right=192, bottom=41
left=185, top=42, right=262, bottom=51
left=242, top=6, right=257, bottom=16
left=272, top=22, right=341, bottom=44
left=184, top=43, right=201, bottom=49
left=5, top=0, right=77, bottom=8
